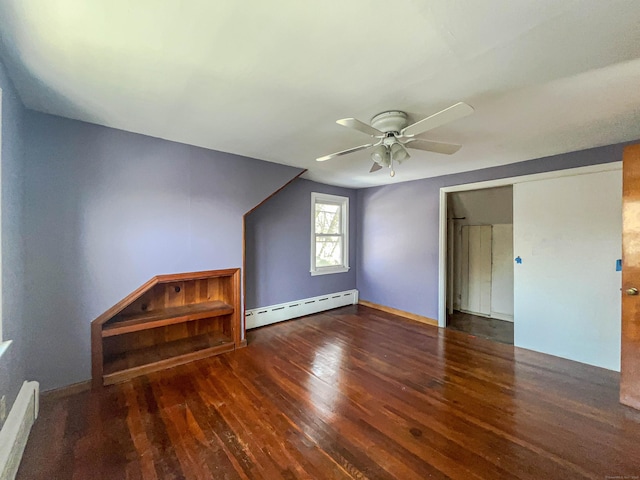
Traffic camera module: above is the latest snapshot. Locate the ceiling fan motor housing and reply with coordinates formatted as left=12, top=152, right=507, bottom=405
left=370, top=111, right=408, bottom=134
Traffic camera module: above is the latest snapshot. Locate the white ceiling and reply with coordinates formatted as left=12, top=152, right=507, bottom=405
left=1, top=0, right=640, bottom=188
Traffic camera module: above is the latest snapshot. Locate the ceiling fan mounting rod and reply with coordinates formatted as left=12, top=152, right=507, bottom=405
left=383, top=133, right=399, bottom=147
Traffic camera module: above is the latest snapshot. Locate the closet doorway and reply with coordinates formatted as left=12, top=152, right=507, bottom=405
left=446, top=186, right=514, bottom=344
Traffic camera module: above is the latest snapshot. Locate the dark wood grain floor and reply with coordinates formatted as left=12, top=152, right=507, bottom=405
left=448, top=310, right=514, bottom=345
left=18, top=305, right=640, bottom=479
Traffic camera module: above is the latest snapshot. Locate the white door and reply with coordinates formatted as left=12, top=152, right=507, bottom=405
left=491, top=224, right=514, bottom=321
left=513, top=169, right=622, bottom=371
left=466, top=225, right=492, bottom=315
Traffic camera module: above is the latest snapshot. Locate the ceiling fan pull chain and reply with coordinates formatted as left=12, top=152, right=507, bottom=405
left=390, top=148, right=396, bottom=177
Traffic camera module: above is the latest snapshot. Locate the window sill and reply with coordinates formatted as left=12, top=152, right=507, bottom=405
left=0, top=340, right=12, bottom=360
left=310, top=266, right=350, bottom=276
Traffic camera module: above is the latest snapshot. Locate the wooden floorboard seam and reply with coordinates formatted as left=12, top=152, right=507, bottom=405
left=17, top=304, right=640, bottom=480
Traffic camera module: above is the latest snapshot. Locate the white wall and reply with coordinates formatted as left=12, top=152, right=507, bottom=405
left=513, top=169, right=622, bottom=371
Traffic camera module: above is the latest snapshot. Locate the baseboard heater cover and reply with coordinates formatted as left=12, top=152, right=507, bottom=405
left=246, top=289, right=358, bottom=329
left=0, top=380, right=39, bottom=480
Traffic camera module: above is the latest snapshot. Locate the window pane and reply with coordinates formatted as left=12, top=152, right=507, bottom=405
left=315, top=203, right=341, bottom=234
left=315, top=236, right=342, bottom=267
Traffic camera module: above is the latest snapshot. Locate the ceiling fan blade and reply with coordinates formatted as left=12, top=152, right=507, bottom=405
left=316, top=143, right=374, bottom=162
left=369, top=162, right=383, bottom=173
left=336, top=118, right=385, bottom=138
left=404, top=139, right=462, bottom=155
left=400, top=102, right=474, bottom=137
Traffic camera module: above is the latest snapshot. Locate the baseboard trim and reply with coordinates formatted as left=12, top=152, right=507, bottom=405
left=41, top=380, right=91, bottom=401
left=246, top=289, right=359, bottom=329
left=459, top=309, right=514, bottom=323
left=0, top=380, right=39, bottom=480
left=359, top=300, right=438, bottom=327
left=490, top=312, right=514, bottom=322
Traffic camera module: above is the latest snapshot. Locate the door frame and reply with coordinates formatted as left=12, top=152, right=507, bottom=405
left=437, top=162, right=621, bottom=328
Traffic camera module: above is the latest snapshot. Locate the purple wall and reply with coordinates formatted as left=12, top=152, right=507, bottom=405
left=245, top=178, right=357, bottom=309
left=23, top=112, right=302, bottom=390
left=356, top=143, right=631, bottom=320
left=15, top=92, right=637, bottom=392
left=0, top=57, right=26, bottom=423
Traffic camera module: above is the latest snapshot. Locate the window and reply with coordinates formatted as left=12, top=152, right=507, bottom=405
left=311, top=192, right=349, bottom=276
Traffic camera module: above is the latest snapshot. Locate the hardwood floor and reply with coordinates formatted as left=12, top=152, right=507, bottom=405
left=447, top=310, right=514, bottom=345
left=18, top=305, right=640, bottom=479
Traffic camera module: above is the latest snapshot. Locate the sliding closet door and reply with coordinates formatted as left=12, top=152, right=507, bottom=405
left=491, top=224, right=514, bottom=321
left=513, top=169, right=622, bottom=370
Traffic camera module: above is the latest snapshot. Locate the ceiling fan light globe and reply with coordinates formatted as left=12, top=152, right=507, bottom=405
left=371, top=145, right=390, bottom=167
left=390, top=142, right=410, bottom=164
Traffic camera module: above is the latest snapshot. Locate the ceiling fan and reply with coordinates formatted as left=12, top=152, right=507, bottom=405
left=316, top=102, right=474, bottom=177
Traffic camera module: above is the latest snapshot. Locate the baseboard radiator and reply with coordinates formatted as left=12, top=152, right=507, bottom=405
left=246, top=289, right=359, bottom=329
left=0, top=381, right=39, bottom=480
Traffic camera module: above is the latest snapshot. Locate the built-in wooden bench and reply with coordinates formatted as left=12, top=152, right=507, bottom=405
left=91, top=269, right=243, bottom=387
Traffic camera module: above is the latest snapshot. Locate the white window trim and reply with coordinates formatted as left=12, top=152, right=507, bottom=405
left=0, top=86, right=8, bottom=359
left=0, top=341, right=10, bottom=360
left=0, top=87, right=3, bottom=343
left=310, top=192, right=350, bottom=276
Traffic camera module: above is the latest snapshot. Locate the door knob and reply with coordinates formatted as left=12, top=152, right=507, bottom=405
left=626, top=287, right=639, bottom=296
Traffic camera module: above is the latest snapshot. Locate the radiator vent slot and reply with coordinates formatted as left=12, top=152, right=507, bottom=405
left=246, top=289, right=358, bottom=330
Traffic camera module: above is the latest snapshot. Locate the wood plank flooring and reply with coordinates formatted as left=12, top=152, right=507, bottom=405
left=17, top=305, right=640, bottom=479
left=448, top=310, right=514, bottom=345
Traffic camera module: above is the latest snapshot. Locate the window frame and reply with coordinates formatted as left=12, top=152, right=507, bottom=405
left=0, top=87, right=3, bottom=344
left=0, top=86, right=9, bottom=359
left=310, top=192, right=350, bottom=276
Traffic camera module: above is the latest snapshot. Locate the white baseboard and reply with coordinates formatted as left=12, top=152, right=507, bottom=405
left=246, top=289, right=358, bottom=329
left=459, top=309, right=491, bottom=318
left=491, top=312, right=514, bottom=322
left=0, top=380, right=39, bottom=480
left=459, top=309, right=514, bottom=323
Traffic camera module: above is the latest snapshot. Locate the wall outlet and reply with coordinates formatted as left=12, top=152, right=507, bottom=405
left=0, top=395, right=6, bottom=423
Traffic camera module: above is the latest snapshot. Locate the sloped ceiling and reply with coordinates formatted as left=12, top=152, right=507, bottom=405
left=1, top=1, right=639, bottom=187
left=449, top=186, right=513, bottom=226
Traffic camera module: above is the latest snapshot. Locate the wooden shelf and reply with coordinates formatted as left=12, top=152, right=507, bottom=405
left=102, top=300, right=234, bottom=337
left=91, top=269, right=244, bottom=388
left=103, top=332, right=234, bottom=385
